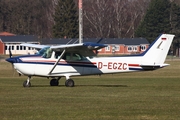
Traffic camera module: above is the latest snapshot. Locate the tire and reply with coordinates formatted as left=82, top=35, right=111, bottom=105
left=50, top=79, right=59, bottom=86
left=65, top=79, right=74, bottom=87
left=23, top=81, right=31, bottom=87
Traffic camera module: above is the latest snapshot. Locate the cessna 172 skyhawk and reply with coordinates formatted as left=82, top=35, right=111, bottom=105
left=6, top=34, right=174, bottom=87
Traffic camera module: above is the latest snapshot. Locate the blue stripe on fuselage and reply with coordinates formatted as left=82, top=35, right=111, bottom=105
left=18, top=61, right=97, bottom=68
left=129, top=67, right=143, bottom=71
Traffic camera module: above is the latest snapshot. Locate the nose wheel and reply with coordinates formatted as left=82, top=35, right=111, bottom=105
left=65, top=79, right=74, bottom=87
left=23, top=76, right=31, bottom=87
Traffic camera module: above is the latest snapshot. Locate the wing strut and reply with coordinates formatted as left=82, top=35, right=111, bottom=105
left=48, top=49, right=66, bottom=75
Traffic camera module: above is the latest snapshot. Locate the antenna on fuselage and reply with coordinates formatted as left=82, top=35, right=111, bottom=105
left=79, top=0, right=83, bottom=43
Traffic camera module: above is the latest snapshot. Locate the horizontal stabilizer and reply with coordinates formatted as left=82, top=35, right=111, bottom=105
left=140, top=64, right=169, bottom=70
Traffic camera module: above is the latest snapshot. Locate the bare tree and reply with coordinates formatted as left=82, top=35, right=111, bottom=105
left=0, top=0, right=151, bottom=38
left=125, top=0, right=151, bottom=38
left=83, top=0, right=150, bottom=38
left=43, top=0, right=59, bottom=38
left=84, top=0, right=113, bottom=38
left=111, top=0, right=129, bottom=38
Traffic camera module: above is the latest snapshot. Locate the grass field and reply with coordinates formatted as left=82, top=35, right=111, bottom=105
left=0, top=59, right=180, bottom=120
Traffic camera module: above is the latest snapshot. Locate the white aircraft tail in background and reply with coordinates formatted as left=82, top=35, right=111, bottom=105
left=6, top=34, right=175, bottom=87
left=141, top=34, right=174, bottom=66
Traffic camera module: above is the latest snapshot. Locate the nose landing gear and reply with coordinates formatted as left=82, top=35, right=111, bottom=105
left=23, top=76, right=31, bottom=87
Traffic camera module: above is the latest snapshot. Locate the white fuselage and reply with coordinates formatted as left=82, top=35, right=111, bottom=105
left=13, top=56, right=143, bottom=77
left=10, top=34, right=175, bottom=78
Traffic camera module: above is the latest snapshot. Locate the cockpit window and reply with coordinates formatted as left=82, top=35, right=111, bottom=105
left=37, top=47, right=50, bottom=55
left=54, top=51, right=85, bottom=61
left=42, top=48, right=52, bottom=58
left=64, top=53, right=71, bottom=60
left=72, top=53, right=82, bottom=60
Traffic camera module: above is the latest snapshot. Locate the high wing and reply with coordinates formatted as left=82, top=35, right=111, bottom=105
left=20, top=42, right=107, bottom=56
left=50, top=42, right=107, bottom=56
left=50, top=42, right=106, bottom=50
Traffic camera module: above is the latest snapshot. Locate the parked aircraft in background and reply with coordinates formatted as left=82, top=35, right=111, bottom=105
left=6, top=34, right=175, bottom=87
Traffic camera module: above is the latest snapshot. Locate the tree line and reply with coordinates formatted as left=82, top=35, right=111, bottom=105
left=0, top=0, right=150, bottom=38
left=0, top=0, right=53, bottom=38
left=0, top=0, right=180, bottom=42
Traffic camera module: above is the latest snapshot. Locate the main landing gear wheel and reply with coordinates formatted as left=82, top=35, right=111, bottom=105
left=50, top=79, right=59, bottom=86
left=23, top=80, right=31, bottom=87
left=65, top=79, right=74, bottom=87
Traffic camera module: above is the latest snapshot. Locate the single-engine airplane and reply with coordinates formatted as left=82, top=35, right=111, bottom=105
left=6, top=34, right=175, bottom=87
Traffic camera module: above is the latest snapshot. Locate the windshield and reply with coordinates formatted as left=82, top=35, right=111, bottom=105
left=37, top=47, right=50, bottom=55
left=36, top=47, right=52, bottom=58
left=42, top=47, right=52, bottom=58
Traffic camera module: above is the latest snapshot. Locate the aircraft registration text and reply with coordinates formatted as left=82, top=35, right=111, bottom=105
left=98, top=62, right=127, bottom=70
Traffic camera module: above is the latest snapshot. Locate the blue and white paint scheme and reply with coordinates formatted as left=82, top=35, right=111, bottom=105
left=6, top=34, right=175, bottom=87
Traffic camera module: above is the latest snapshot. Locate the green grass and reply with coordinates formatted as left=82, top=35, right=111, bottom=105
left=0, top=60, right=180, bottom=120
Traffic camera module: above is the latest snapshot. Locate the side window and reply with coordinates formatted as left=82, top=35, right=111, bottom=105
left=62, top=53, right=83, bottom=61
left=54, top=52, right=84, bottom=61
left=63, top=53, right=71, bottom=60
left=55, top=52, right=62, bottom=59
left=72, top=53, right=82, bottom=61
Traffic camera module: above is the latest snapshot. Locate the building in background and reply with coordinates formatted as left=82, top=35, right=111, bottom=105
left=41, top=38, right=149, bottom=55
left=0, top=32, right=39, bottom=55
left=0, top=32, right=149, bottom=55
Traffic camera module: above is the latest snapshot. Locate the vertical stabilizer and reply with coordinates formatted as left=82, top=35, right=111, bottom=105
left=141, top=34, right=175, bottom=65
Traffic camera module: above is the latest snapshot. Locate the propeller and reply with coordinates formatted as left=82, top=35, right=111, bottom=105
left=8, top=46, right=15, bottom=76
left=9, top=46, right=12, bottom=58
left=6, top=46, right=22, bottom=77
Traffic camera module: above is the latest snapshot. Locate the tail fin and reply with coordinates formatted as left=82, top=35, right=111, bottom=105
left=141, top=34, right=175, bottom=65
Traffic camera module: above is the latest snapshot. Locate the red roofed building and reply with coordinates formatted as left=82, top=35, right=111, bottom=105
left=0, top=32, right=15, bottom=54
left=0, top=32, right=39, bottom=54
left=0, top=32, right=16, bottom=36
